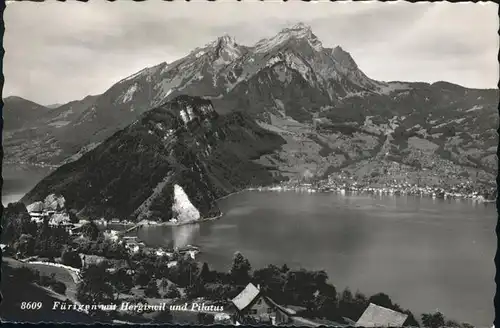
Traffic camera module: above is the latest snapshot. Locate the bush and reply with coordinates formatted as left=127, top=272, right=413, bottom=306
left=164, top=284, right=181, bottom=299
left=144, top=280, right=160, bottom=298
left=51, top=281, right=67, bottom=295
left=61, top=247, right=83, bottom=268
left=197, top=313, right=215, bottom=324
left=39, top=275, right=52, bottom=287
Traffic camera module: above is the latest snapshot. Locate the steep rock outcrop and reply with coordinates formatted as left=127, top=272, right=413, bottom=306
left=21, top=96, right=285, bottom=221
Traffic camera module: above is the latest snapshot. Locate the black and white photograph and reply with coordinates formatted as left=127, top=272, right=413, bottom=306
left=1, top=1, right=498, bottom=326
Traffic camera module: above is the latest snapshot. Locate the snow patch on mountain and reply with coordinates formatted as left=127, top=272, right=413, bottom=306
left=466, top=105, right=483, bottom=112
left=274, top=98, right=285, bottom=110
left=284, top=52, right=313, bottom=84
left=266, top=55, right=283, bottom=68
left=172, top=184, right=201, bottom=222
left=48, top=120, right=71, bottom=128
left=122, top=83, right=138, bottom=103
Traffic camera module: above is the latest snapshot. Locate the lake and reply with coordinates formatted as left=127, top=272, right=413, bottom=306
left=2, top=164, right=54, bottom=205
left=137, top=190, right=496, bottom=327
left=3, top=163, right=496, bottom=326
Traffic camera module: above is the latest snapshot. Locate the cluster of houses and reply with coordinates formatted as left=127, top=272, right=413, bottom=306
left=28, top=205, right=74, bottom=229
left=121, top=236, right=146, bottom=254
left=228, top=283, right=411, bottom=327
left=119, top=235, right=200, bottom=264
left=26, top=194, right=79, bottom=231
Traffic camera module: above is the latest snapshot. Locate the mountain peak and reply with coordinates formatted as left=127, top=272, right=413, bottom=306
left=254, top=22, right=322, bottom=53
left=4, top=95, right=27, bottom=102
left=289, top=22, right=312, bottom=31
left=217, top=34, right=236, bottom=45
left=279, top=22, right=315, bottom=39
left=211, top=34, right=243, bottom=62
left=332, top=45, right=358, bottom=70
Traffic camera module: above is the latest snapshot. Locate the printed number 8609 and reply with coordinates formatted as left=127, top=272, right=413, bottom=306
left=20, top=302, right=43, bottom=310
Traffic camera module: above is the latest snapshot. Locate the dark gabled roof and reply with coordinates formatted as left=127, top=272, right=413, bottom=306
left=263, top=296, right=296, bottom=316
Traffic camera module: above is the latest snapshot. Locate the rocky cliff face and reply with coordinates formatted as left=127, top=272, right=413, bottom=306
left=21, top=96, right=285, bottom=221
left=171, top=184, right=201, bottom=222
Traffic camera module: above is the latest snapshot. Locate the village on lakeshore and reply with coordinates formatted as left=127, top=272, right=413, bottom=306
left=250, top=170, right=496, bottom=203
left=1, top=184, right=481, bottom=326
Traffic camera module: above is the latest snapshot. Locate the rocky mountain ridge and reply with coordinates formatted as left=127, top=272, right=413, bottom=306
left=4, top=23, right=387, bottom=164
left=22, top=95, right=285, bottom=221
left=5, top=23, right=498, bottom=193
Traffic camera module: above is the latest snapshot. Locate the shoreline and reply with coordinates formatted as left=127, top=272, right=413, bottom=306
left=245, top=184, right=495, bottom=204
left=215, top=188, right=251, bottom=202
left=135, top=212, right=225, bottom=228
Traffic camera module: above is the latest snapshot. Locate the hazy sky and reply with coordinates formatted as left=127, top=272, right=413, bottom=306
left=4, top=0, right=498, bottom=105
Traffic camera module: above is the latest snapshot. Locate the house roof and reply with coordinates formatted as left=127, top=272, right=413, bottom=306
left=290, top=316, right=323, bottom=327
left=263, top=296, right=296, bottom=316
left=231, top=283, right=261, bottom=311
left=356, top=303, right=408, bottom=327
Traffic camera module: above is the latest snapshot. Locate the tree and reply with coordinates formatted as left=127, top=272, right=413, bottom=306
left=134, top=265, right=150, bottom=287
left=352, top=292, right=369, bottom=320
left=314, top=283, right=338, bottom=319
left=186, top=282, right=206, bottom=299
left=16, top=234, right=36, bottom=257
left=76, top=263, right=114, bottom=304
left=169, top=257, right=200, bottom=287
left=144, top=280, right=160, bottom=298
left=68, top=210, right=79, bottom=224
left=403, top=310, right=420, bottom=327
left=421, top=312, right=445, bottom=328
left=252, top=264, right=290, bottom=304
left=3, top=202, right=34, bottom=244
left=369, top=292, right=394, bottom=309
left=61, top=247, right=82, bottom=268
left=199, top=262, right=212, bottom=283
left=445, top=320, right=462, bottom=327
left=164, top=284, right=181, bottom=299
left=160, top=278, right=170, bottom=290
left=229, top=252, right=251, bottom=286
left=110, top=268, right=134, bottom=296
left=81, top=221, right=100, bottom=241
left=338, top=288, right=356, bottom=320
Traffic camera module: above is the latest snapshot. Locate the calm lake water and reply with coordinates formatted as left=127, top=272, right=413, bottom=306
left=2, top=164, right=54, bottom=205
left=138, top=191, right=496, bottom=327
